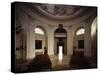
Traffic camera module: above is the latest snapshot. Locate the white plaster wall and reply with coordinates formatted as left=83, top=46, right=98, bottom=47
left=91, top=17, right=97, bottom=59
left=84, top=23, right=92, bottom=57
left=16, top=33, right=22, bottom=48
left=16, top=33, right=22, bottom=59
left=26, top=24, right=35, bottom=59
left=16, top=30, right=26, bottom=60
left=66, top=26, right=74, bottom=55
left=47, top=26, right=55, bottom=55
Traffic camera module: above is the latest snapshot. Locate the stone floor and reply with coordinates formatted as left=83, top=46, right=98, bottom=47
left=15, top=54, right=97, bottom=73
left=49, top=55, right=71, bottom=70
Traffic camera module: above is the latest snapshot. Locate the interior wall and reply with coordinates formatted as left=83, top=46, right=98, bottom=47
left=16, top=30, right=26, bottom=62
left=63, top=38, right=67, bottom=54
left=84, top=22, right=92, bottom=57
left=91, top=17, right=97, bottom=60
left=16, top=33, right=22, bottom=60
left=54, top=38, right=58, bottom=55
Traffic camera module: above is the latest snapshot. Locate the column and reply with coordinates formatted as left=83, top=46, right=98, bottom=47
left=84, top=25, right=91, bottom=57
left=26, top=25, right=35, bottom=59
left=67, top=27, right=74, bottom=56
left=48, top=28, right=54, bottom=55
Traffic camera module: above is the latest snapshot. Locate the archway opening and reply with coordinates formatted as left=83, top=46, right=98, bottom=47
left=73, top=28, right=85, bottom=55
left=35, top=26, right=47, bottom=56
left=54, top=24, right=67, bottom=61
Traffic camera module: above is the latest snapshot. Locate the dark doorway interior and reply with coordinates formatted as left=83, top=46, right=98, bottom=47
left=54, top=24, right=67, bottom=55
left=78, top=40, right=84, bottom=49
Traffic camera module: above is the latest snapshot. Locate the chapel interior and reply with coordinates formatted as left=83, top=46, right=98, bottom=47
left=15, top=2, right=97, bottom=72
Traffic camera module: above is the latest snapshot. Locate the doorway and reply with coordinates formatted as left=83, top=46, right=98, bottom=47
left=54, top=24, right=67, bottom=55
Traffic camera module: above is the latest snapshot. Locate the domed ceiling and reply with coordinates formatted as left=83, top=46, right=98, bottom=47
left=34, top=4, right=89, bottom=19
left=17, top=2, right=97, bottom=26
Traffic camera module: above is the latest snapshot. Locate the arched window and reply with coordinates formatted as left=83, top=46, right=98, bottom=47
left=35, top=27, right=44, bottom=35
left=76, top=28, right=85, bottom=35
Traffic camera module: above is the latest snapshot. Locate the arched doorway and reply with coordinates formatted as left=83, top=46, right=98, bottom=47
left=34, top=26, right=47, bottom=55
left=54, top=24, right=67, bottom=56
left=73, top=28, right=85, bottom=55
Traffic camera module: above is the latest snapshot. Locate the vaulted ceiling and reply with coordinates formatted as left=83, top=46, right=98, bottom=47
left=35, top=4, right=88, bottom=19
left=15, top=2, right=97, bottom=26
